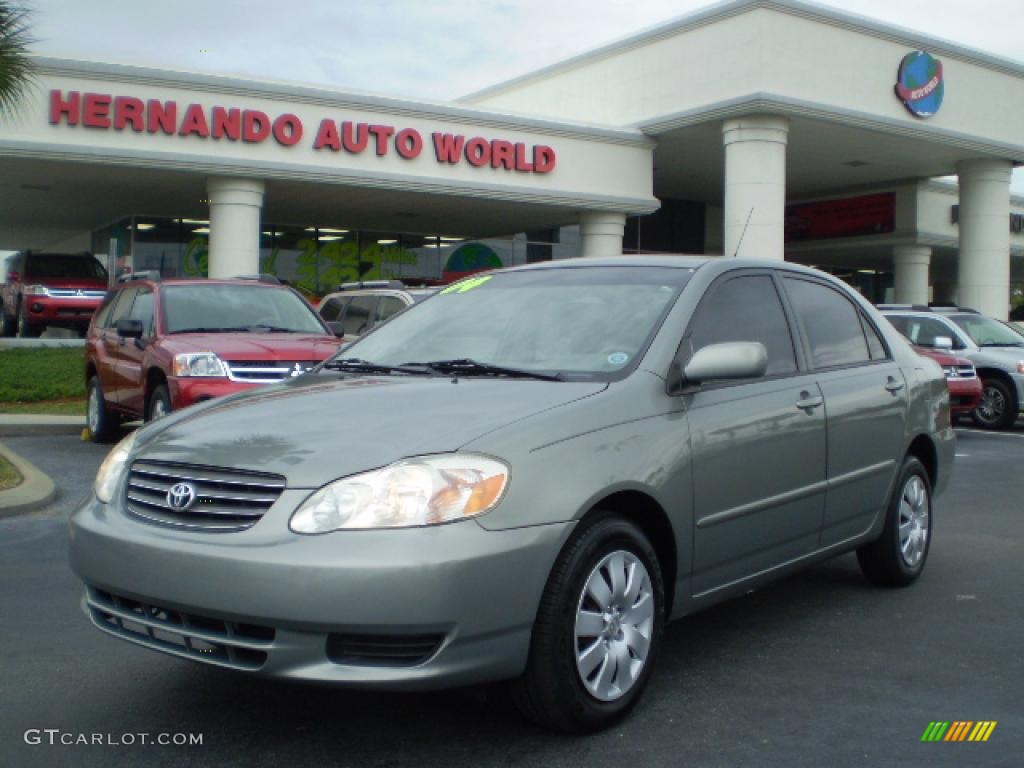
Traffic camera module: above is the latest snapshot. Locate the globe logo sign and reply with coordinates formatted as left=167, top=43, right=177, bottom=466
left=895, top=51, right=944, bottom=118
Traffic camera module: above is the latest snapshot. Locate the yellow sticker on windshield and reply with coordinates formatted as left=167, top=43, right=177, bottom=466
left=441, top=275, right=493, bottom=294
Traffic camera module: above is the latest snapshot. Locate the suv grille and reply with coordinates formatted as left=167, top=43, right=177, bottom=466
left=86, top=587, right=273, bottom=670
left=125, top=460, right=285, bottom=532
left=954, top=364, right=976, bottom=379
left=46, top=288, right=106, bottom=299
left=226, top=360, right=318, bottom=383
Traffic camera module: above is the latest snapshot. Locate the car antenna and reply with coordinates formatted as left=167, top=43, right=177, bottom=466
left=732, top=207, right=754, bottom=258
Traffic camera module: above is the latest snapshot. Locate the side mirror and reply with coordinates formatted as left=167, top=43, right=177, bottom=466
left=933, top=336, right=953, bottom=351
left=116, top=317, right=144, bottom=339
left=327, top=321, right=346, bottom=338
left=681, top=342, right=768, bottom=386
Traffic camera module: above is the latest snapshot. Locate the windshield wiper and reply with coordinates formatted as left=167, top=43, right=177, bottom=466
left=322, top=358, right=434, bottom=376
left=406, top=358, right=563, bottom=381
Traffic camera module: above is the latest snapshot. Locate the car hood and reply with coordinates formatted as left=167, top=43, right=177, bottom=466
left=134, top=373, right=607, bottom=487
left=966, top=347, right=1024, bottom=368
left=159, top=333, right=342, bottom=361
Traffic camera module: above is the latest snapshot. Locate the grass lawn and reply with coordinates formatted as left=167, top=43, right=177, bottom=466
left=0, top=348, right=86, bottom=402
left=0, top=453, right=22, bottom=491
left=0, top=398, right=86, bottom=415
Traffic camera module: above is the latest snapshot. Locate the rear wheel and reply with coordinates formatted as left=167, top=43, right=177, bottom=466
left=147, top=384, right=171, bottom=422
left=972, top=378, right=1017, bottom=430
left=857, top=456, right=932, bottom=587
left=86, top=376, right=119, bottom=443
left=511, top=513, right=664, bottom=733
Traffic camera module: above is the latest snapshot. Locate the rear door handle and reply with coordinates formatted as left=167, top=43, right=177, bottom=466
left=885, top=377, right=905, bottom=393
left=796, top=393, right=824, bottom=411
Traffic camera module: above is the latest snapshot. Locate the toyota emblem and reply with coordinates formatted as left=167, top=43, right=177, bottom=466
left=166, top=482, right=197, bottom=511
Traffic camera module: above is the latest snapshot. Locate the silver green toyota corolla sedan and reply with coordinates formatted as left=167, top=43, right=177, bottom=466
left=69, top=257, right=954, bottom=732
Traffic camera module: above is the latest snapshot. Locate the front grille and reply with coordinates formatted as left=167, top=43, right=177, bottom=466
left=955, top=365, right=976, bottom=379
left=86, top=587, right=273, bottom=670
left=46, top=289, right=106, bottom=299
left=326, top=633, right=444, bottom=667
left=226, top=360, right=318, bottom=383
left=125, top=460, right=285, bottom=532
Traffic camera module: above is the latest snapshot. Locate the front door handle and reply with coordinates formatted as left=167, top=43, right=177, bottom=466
left=885, top=377, right=905, bottom=393
left=796, top=392, right=824, bottom=411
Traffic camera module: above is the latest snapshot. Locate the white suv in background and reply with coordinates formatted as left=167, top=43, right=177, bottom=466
left=316, top=280, right=438, bottom=344
left=880, top=305, right=1024, bottom=430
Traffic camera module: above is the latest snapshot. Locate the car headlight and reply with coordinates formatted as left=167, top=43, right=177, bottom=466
left=1017, top=361, right=1024, bottom=374
left=290, top=454, right=509, bottom=533
left=23, top=284, right=50, bottom=296
left=172, top=352, right=228, bottom=377
left=94, top=430, right=139, bottom=503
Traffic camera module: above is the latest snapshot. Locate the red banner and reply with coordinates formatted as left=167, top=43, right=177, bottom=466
left=785, top=193, right=896, bottom=242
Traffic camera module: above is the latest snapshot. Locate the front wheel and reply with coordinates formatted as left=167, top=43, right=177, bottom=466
left=16, top=306, right=41, bottom=338
left=147, top=384, right=172, bottom=422
left=857, top=456, right=932, bottom=587
left=511, top=513, right=664, bottom=733
left=972, top=378, right=1017, bottom=430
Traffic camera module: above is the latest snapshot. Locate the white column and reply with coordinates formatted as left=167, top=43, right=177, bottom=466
left=892, top=245, right=931, bottom=305
left=579, top=212, right=626, bottom=258
left=957, top=159, right=1012, bottom=319
left=207, top=177, right=265, bottom=278
left=722, top=116, right=789, bottom=259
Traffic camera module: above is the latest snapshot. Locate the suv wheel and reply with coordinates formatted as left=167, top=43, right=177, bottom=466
left=16, top=306, right=40, bottom=338
left=972, top=378, right=1017, bottom=430
left=857, top=456, right=932, bottom=587
left=511, top=513, right=664, bottom=733
left=147, top=384, right=171, bottom=421
left=86, top=376, right=119, bottom=443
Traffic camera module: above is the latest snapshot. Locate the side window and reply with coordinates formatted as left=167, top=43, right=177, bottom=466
left=783, top=278, right=870, bottom=368
left=687, top=274, right=798, bottom=377
left=319, top=297, right=345, bottom=322
left=128, top=289, right=155, bottom=337
left=108, top=288, right=138, bottom=329
left=342, top=296, right=378, bottom=336
left=92, top=291, right=120, bottom=328
left=375, top=296, right=406, bottom=325
left=860, top=314, right=888, bottom=360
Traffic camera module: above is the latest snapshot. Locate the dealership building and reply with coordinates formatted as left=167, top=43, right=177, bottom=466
left=1, top=0, right=1023, bottom=317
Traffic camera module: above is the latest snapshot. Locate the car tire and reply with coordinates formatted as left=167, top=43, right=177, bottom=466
left=16, top=306, right=40, bottom=338
left=857, top=456, right=932, bottom=588
left=86, top=376, right=119, bottom=443
left=146, top=383, right=172, bottom=422
left=971, top=378, right=1017, bottom=430
left=0, top=307, right=15, bottom=337
left=510, top=513, right=665, bottom=733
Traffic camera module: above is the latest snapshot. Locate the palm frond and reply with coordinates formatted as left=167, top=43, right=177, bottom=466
left=0, top=2, right=37, bottom=114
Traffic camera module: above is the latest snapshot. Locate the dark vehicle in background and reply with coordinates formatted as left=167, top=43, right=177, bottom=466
left=85, top=275, right=343, bottom=441
left=881, top=305, right=1024, bottom=429
left=71, top=257, right=953, bottom=733
left=913, top=345, right=982, bottom=417
left=317, top=280, right=439, bottom=344
left=1, top=251, right=108, bottom=337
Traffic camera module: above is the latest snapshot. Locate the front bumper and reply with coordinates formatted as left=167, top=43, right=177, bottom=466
left=69, top=494, right=572, bottom=690
left=947, top=377, right=983, bottom=414
left=167, top=377, right=261, bottom=409
left=24, top=295, right=101, bottom=327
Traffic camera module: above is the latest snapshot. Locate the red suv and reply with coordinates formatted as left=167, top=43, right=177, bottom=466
left=914, top=346, right=983, bottom=416
left=85, top=275, right=344, bottom=442
left=2, top=252, right=108, bottom=337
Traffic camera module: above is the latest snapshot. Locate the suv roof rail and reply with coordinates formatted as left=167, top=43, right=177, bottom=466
left=929, top=304, right=979, bottom=314
left=117, top=270, right=162, bottom=283
left=876, top=303, right=932, bottom=312
left=233, top=274, right=282, bottom=284
left=337, top=279, right=405, bottom=291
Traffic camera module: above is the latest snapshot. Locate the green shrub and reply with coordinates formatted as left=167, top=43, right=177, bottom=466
left=0, top=347, right=86, bottom=402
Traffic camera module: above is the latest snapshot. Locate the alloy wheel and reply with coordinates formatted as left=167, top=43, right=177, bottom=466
left=898, top=475, right=930, bottom=568
left=87, top=385, right=101, bottom=434
left=976, top=385, right=1006, bottom=426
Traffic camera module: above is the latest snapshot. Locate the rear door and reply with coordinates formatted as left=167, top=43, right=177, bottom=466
left=685, top=271, right=828, bottom=595
left=781, top=277, right=908, bottom=547
left=102, top=287, right=138, bottom=405
left=116, top=287, right=156, bottom=415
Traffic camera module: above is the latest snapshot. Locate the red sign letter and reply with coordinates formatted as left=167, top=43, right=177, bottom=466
left=113, top=97, right=144, bottom=132
left=242, top=110, right=271, bottom=143
left=514, top=143, right=534, bottom=172
left=82, top=93, right=112, bottom=129
left=464, top=137, right=490, bottom=167
left=313, top=119, right=341, bottom=151
left=368, top=125, right=395, bottom=156
left=212, top=107, right=241, bottom=140
left=491, top=140, right=514, bottom=170
left=272, top=114, right=303, bottom=146
left=395, top=128, right=423, bottom=159
left=433, top=132, right=464, bottom=163
left=49, top=90, right=80, bottom=125
left=534, top=145, right=556, bottom=174
left=341, top=122, right=369, bottom=153
left=147, top=100, right=177, bottom=135
left=179, top=104, right=210, bottom=138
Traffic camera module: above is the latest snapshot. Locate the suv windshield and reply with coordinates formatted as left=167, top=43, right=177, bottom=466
left=163, top=284, right=327, bottom=334
left=25, top=254, right=107, bottom=280
left=948, top=314, right=1024, bottom=347
left=338, top=266, right=693, bottom=379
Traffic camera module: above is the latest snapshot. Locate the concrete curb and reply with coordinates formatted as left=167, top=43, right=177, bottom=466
left=0, top=441, right=57, bottom=516
left=0, top=415, right=87, bottom=437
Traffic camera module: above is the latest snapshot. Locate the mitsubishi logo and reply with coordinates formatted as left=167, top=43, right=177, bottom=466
left=289, top=363, right=306, bottom=377
left=75, top=289, right=84, bottom=296
left=166, top=482, right=197, bottom=511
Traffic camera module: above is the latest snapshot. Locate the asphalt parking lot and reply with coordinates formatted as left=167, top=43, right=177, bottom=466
left=1, top=427, right=1021, bottom=768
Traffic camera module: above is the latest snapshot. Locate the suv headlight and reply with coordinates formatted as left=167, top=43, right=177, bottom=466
left=290, top=454, right=509, bottom=533
left=1017, top=361, right=1024, bottom=374
left=23, top=284, right=50, bottom=296
left=172, top=352, right=228, bottom=377
left=94, top=430, right=139, bottom=503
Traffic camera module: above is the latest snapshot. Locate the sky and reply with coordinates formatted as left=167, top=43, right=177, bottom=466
left=17, top=0, right=1024, bottom=195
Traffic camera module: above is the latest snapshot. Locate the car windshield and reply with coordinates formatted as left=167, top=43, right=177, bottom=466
left=163, top=284, right=327, bottom=334
left=25, top=255, right=107, bottom=280
left=948, top=314, right=1024, bottom=347
left=336, top=266, right=693, bottom=380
